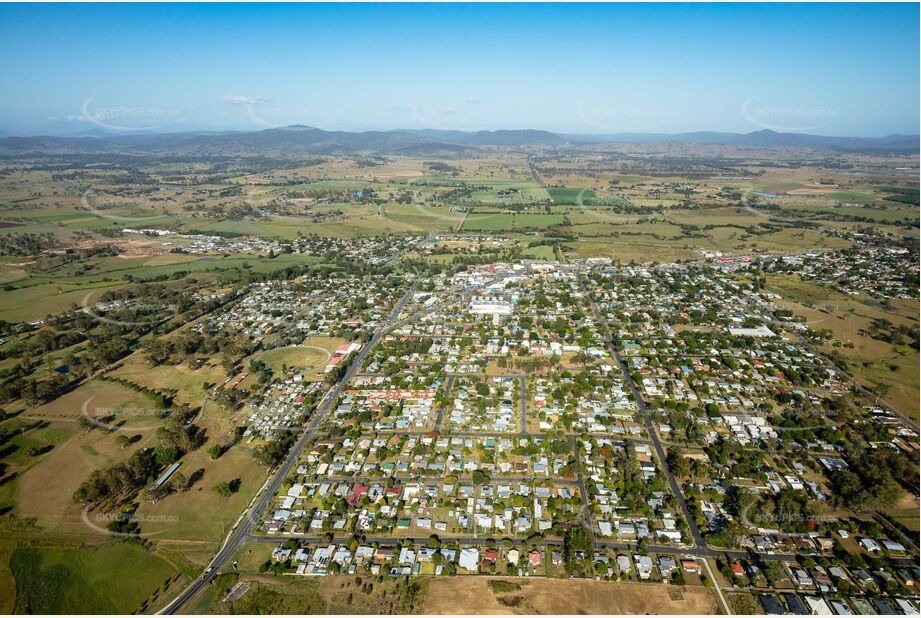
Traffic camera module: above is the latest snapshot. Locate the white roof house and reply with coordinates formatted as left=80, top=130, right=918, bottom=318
left=459, top=547, right=480, bottom=571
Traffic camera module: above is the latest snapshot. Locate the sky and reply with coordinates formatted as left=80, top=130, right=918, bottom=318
left=0, top=3, right=918, bottom=137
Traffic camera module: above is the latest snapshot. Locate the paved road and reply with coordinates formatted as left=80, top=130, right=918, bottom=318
left=572, top=438, right=597, bottom=549
left=583, top=282, right=707, bottom=550
left=518, top=375, right=528, bottom=433
left=312, top=474, right=581, bottom=486
left=433, top=375, right=454, bottom=433
left=158, top=282, right=419, bottom=615
left=241, top=532, right=919, bottom=569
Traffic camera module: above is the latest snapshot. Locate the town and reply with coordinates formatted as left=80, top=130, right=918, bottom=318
left=128, top=248, right=916, bottom=615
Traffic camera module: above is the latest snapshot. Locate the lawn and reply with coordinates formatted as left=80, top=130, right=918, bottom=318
left=0, top=280, right=125, bottom=323
left=24, top=376, right=158, bottom=423
left=826, top=190, right=877, bottom=204
left=568, top=240, right=699, bottom=262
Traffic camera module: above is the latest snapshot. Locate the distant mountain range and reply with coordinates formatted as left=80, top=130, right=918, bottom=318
left=0, top=125, right=915, bottom=155
left=565, top=129, right=919, bottom=152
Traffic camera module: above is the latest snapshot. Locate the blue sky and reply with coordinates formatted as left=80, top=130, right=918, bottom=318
left=0, top=3, right=917, bottom=136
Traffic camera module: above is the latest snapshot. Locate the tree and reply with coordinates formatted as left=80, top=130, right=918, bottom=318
left=214, top=478, right=241, bottom=497
left=472, top=469, right=490, bottom=485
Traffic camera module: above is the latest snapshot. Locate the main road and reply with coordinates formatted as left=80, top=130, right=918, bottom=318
left=582, top=279, right=708, bottom=550
left=158, top=281, right=419, bottom=614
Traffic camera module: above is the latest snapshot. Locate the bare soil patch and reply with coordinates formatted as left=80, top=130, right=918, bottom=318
left=423, top=576, right=718, bottom=615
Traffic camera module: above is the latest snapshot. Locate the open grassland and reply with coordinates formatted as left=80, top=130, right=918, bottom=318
left=568, top=239, right=700, bottom=262
left=768, top=275, right=920, bottom=421
left=21, top=376, right=156, bottom=422
left=133, top=442, right=266, bottom=543
left=2, top=377, right=187, bottom=534
left=0, top=279, right=124, bottom=323
left=12, top=426, right=161, bottom=533
left=0, top=253, right=326, bottom=323
left=424, top=576, right=718, bottom=615
left=382, top=203, right=463, bottom=233
left=111, top=355, right=228, bottom=407
left=201, top=574, right=430, bottom=614
left=4, top=540, right=180, bottom=614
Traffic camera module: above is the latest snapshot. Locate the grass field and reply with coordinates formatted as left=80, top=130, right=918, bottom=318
left=111, top=354, right=228, bottom=407
left=203, top=574, right=430, bottom=614
left=0, top=253, right=328, bottom=323
left=0, top=280, right=125, bottom=323
left=381, top=203, right=463, bottom=233
left=242, top=346, right=330, bottom=389
left=133, top=441, right=266, bottom=543
left=462, top=213, right=564, bottom=232
left=568, top=239, right=700, bottom=262
left=12, top=426, right=161, bottom=533
left=252, top=336, right=342, bottom=377
left=5, top=540, right=179, bottom=614
left=768, top=275, right=919, bottom=421
left=548, top=187, right=595, bottom=205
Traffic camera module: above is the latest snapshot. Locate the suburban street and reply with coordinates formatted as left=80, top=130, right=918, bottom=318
left=583, top=280, right=708, bottom=550
left=158, top=282, right=419, bottom=614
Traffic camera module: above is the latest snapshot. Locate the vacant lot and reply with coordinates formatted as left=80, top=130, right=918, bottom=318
left=424, top=577, right=718, bottom=614
left=206, top=574, right=429, bottom=614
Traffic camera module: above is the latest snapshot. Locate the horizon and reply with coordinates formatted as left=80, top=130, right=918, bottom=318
left=2, top=123, right=920, bottom=140
left=0, top=3, right=918, bottom=137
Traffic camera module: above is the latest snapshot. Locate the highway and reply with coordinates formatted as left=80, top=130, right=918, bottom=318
left=158, top=281, right=419, bottom=614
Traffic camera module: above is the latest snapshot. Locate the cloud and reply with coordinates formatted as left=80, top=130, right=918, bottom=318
left=465, top=99, right=483, bottom=105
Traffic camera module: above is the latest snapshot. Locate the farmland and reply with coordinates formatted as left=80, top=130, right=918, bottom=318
left=462, top=213, right=565, bottom=232
left=0, top=143, right=917, bottom=617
